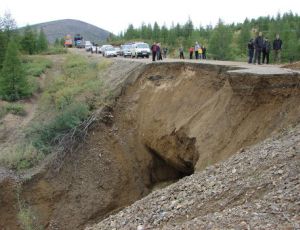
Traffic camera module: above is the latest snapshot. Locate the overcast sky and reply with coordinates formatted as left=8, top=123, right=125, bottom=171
left=1, top=0, right=300, bottom=34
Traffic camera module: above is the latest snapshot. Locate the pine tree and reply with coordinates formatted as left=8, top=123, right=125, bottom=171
left=0, top=40, right=29, bottom=101
left=209, top=19, right=233, bottom=60
left=21, top=25, right=37, bottom=55
left=37, top=28, right=48, bottom=52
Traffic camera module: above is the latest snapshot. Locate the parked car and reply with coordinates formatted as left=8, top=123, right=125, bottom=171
left=121, top=44, right=132, bottom=57
left=91, top=45, right=97, bottom=53
left=85, top=41, right=93, bottom=51
left=99, top=45, right=113, bottom=55
left=114, top=46, right=121, bottom=56
left=104, top=47, right=117, bottom=57
left=130, top=42, right=150, bottom=58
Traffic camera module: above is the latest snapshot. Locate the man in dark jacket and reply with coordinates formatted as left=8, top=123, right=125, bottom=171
left=273, top=34, right=283, bottom=63
left=151, top=43, right=157, bottom=61
left=247, top=38, right=255, bottom=63
left=254, top=32, right=264, bottom=64
left=262, top=37, right=271, bottom=64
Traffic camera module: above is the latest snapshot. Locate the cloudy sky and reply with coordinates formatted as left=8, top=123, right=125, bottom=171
left=1, top=0, right=300, bottom=34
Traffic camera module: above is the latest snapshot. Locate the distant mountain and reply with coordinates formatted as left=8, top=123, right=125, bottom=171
left=25, top=19, right=111, bottom=44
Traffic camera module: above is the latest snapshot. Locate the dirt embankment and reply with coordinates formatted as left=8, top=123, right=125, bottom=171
left=1, top=59, right=300, bottom=229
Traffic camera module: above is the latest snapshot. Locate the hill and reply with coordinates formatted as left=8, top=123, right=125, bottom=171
left=26, top=19, right=111, bottom=44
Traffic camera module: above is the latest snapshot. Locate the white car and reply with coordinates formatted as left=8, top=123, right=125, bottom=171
left=100, top=45, right=113, bottom=55
left=104, top=47, right=117, bottom=57
left=85, top=41, right=92, bottom=51
left=131, top=42, right=150, bottom=58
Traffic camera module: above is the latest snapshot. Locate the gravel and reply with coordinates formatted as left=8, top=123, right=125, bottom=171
left=86, top=125, right=300, bottom=230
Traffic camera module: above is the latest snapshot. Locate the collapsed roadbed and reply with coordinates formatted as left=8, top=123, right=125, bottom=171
left=1, top=58, right=300, bottom=229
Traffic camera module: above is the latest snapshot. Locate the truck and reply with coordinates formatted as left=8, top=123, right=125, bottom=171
left=74, top=34, right=84, bottom=48
left=64, top=34, right=73, bottom=47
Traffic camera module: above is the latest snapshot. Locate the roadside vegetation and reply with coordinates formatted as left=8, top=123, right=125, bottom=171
left=109, top=12, right=300, bottom=62
left=0, top=49, right=112, bottom=169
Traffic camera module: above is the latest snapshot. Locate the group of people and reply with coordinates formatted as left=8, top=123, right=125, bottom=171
left=179, top=42, right=207, bottom=60
left=151, top=43, right=168, bottom=61
left=248, top=33, right=283, bottom=64
left=188, top=42, right=207, bottom=60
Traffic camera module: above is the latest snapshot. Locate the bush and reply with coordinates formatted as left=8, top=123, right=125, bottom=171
left=0, top=142, right=42, bottom=170
left=4, top=103, right=26, bottom=116
left=23, top=56, right=52, bottom=77
left=28, top=103, right=90, bottom=153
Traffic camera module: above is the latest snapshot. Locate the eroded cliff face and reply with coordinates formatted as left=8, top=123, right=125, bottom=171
left=1, top=61, right=299, bottom=229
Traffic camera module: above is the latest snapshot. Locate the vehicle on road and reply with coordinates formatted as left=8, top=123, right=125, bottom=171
left=74, top=34, right=84, bottom=48
left=85, top=41, right=93, bottom=51
left=114, top=46, right=121, bottom=56
left=64, top=34, right=73, bottom=48
left=99, top=45, right=113, bottom=55
left=121, top=44, right=132, bottom=57
left=104, top=47, right=117, bottom=57
left=130, top=42, right=150, bottom=58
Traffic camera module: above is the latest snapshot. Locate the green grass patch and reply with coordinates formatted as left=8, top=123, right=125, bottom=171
left=42, top=46, right=68, bottom=55
left=28, top=103, right=90, bottom=153
left=0, top=142, right=43, bottom=170
left=0, top=103, right=26, bottom=118
left=23, top=56, right=52, bottom=77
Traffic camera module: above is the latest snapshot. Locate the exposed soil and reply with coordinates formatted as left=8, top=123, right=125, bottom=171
left=0, top=51, right=299, bottom=229
left=283, top=61, right=300, bottom=70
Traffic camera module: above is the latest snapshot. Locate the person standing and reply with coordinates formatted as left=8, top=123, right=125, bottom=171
left=162, top=47, right=168, bottom=58
left=179, top=46, right=185, bottom=59
left=157, top=43, right=162, bottom=60
left=247, top=38, right=255, bottom=63
left=198, top=46, right=203, bottom=59
left=195, top=42, right=200, bottom=59
left=151, top=42, right=157, bottom=61
left=189, top=46, right=194, bottom=59
left=262, top=37, right=271, bottom=64
left=202, top=46, right=207, bottom=59
left=254, top=32, right=264, bottom=64
left=273, top=34, right=283, bottom=63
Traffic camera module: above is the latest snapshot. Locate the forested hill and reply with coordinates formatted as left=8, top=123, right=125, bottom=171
left=111, top=12, right=300, bottom=62
left=26, top=19, right=111, bottom=43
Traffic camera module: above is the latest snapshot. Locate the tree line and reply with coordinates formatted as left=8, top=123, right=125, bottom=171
left=109, top=12, right=300, bottom=62
left=0, top=12, right=48, bottom=101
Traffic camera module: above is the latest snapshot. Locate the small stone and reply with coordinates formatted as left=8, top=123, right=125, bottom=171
left=277, top=169, right=284, bottom=174
left=137, top=225, right=145, bottom=230
left=232, top=168, right=237, bottom=173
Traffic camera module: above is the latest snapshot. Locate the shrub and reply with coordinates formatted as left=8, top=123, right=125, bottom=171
left=23, top=56, right=52, bottom=77
left=28, top=103, right=90, bottom=153
left=4, top=103, right=26, bottom=116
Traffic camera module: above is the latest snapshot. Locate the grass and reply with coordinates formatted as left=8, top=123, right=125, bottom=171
left=28, top=103, right=90, bottom=154
left=0, top=142, right=42, bottom=170
left=0, top=103, right=26, bottom=119
left=0, top=53, right=113, bottom=170
left=23, top=56, right=53, bottom=77
left=42, top=46, right=68, bottom=55
left=16, top=184, right=42, bottom=230
left=27, top=55, right=112, bottom=155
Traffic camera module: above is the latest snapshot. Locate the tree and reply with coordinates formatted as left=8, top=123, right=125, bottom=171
left=237, top=20, right=251, bottom=56
left=0, top=12, right=17, bottom=69
left=0, top=40, right=29, bottom=101
left=20, top=25, right=37, bottom=54
left=209, top=19, right=233, bottom=60
left=37, top=28, right=48, bottom=52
